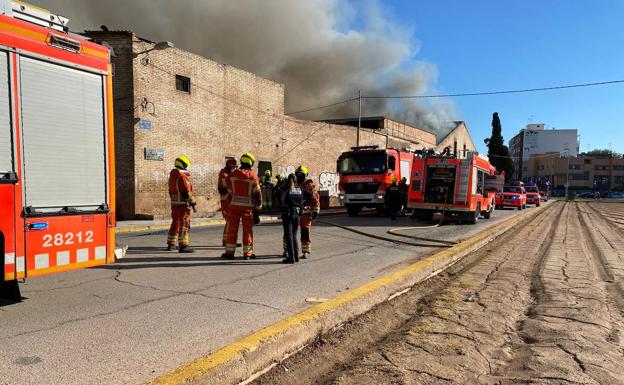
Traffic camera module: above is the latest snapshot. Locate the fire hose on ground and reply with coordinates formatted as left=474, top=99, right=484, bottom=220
left=316, top=191, right=457, bottom=248
left=316, top=217, right=457, bottom=248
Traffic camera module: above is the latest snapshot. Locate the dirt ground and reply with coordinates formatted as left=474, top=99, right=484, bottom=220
left=253, top=201, right=624, bottom=385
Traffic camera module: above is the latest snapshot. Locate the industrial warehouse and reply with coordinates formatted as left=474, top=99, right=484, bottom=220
left=83, top=30, right=476, bottom=219
left=2, top=2, right=624, bottom=385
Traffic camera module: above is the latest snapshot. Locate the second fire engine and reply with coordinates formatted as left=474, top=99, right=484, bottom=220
left=408, top=149, right=498, bottom=224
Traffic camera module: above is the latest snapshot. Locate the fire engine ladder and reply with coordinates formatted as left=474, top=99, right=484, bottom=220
left=0, top=0, right=69, bottom=32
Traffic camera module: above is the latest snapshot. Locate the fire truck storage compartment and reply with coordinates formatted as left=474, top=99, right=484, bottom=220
left=20, top=57, right=106, bottom=213
left=0, top=51, right=11, bottom=176
left=424, top=166, right=456, bottom=204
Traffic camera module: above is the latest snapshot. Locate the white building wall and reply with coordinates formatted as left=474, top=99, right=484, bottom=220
left=522, top=128, right=578, bottom=161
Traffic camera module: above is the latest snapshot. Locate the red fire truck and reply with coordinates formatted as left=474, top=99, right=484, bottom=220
left=337, top=146, right=414, bottom=216
left=408, top=151, right=497, bottom=224
left=0, top=1, right=115, bottom=298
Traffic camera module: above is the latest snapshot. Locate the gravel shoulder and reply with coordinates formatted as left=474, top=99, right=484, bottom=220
left=253, top=201, right=624, bottom=385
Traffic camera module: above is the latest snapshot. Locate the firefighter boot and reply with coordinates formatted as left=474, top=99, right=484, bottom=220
left=301, top=253, right=308, bottom=259
left=178, top=246, right=195, bottom=253
left=167, top=245, right=178, bottom=251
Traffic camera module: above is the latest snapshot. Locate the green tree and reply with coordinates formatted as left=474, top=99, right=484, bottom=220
left=586, top=149, right=621, bottom=157
left=487, top=112, right=514, bottom=181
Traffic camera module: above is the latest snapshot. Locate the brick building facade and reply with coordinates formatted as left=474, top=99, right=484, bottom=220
left=85, top=31, right=420, bottom=219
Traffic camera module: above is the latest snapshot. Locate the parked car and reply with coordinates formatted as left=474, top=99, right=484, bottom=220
left=495, top=185, right=527, bottom=210
left=609, top=192, right=624, bottom=199
left=525, top=185, right=541, bottom=206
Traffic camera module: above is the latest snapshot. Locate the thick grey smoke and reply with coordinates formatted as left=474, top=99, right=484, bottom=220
left=31, top=0, right=458, bottom=133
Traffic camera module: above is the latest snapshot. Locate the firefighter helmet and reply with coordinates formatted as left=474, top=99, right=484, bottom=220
left=264, top=170, right=271, bottom=176
left=175, top=156, right=191, bottom=170
left=296, top=165, right=309, bottom=177
left=240, top=152, right=256, bottom=167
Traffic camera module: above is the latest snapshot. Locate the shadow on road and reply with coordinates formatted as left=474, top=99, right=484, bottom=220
left=94, top=254, right=286, bottom=270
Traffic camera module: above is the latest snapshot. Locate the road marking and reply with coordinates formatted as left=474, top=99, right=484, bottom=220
left=145, top=204, right=550, bottom=385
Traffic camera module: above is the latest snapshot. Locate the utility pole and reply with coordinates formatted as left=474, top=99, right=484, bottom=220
left=357, top=90, right=362, bottom=147
left=564, top=148, right=570, bottom=198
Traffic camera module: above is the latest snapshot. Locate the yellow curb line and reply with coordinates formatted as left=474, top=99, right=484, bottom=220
left=145, top=203, right=551, bottom=385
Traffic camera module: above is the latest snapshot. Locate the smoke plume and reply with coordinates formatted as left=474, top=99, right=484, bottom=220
left=31, top=0, right=458, bottom=134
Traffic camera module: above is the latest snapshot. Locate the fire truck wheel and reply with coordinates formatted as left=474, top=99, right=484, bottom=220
left=483, top=204, right=492, bottom=219
left=467, top=204, right=480, bottom=225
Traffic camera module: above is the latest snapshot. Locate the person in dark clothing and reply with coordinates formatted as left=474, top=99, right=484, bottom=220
left=385, top=177, right=401, bottom=220
left=280, top=173, right=313, bottom=264
left=398, top=177, right=409, bottom=216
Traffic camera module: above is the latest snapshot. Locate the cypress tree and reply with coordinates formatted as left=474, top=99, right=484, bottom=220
left=487, top=112, right=514, bottom=181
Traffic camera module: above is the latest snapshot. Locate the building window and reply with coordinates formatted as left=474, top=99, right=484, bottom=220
left=584, top=159, right=592, bottom=164
left=175, top=75, right=191, bottom=93
left=595, top=165, right=609, bottom=171
left=537, top=165, right=545, bottom=171
left=569, top=172, right=589, bottom=181
left=613, top=165, right=624, bottom=171
left=569, top=164, right=582, bottom=170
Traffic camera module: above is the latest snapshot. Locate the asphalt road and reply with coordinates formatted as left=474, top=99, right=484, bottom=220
left=0, top=206, right=527, bottom=385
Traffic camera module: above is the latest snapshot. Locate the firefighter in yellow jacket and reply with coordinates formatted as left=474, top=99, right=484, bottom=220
left=167, top=156, right=196, bottom=253
left=224, top=153, right=263, bottom=259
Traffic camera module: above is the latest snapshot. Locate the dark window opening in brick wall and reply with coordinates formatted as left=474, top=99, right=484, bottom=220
left=176, top=75, right=191, bottom=93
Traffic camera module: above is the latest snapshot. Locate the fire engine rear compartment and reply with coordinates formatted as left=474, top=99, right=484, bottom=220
left=423, top=165, right=456, bottom=204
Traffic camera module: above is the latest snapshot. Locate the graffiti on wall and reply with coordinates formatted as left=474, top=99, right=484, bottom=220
left=276, top=165, right=296, bottom=177
left=319, top=172, right=340, bottom=197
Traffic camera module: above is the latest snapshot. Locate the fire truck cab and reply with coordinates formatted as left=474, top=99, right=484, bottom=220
left=337, top=146, right=414, bottom=216
left=0, top=1, right=115, bottom=299
left=408, top=151, right=497, bottom=224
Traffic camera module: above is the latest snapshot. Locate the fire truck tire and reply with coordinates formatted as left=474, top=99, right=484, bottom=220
left=346, top=204, right=362, bottom=217
left=483, top=204, right=493, bottom=219
left=467, top=204, right=480, bottom=225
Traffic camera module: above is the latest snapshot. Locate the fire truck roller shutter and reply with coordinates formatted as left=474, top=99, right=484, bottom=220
left=20, top=57, right=106, bottom=211
left=0, top=52, right=11, bottom=173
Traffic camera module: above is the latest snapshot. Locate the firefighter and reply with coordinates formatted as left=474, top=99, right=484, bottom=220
left=218, top=158, right=237, bottom=248
left=167, top=156, right=196, bottom=253
left=261, top=170, right=274, bottom=210
left=280, top=173, right=314, bottom=263
left=295, top=165, right=319, bottom=259
left=385, top=177, right=401, bottom=220
left=224, top=152, right=262, bottom=260
left=398, top=177, right=409, bottom=216
left=273, top=174, right=285, bottom=211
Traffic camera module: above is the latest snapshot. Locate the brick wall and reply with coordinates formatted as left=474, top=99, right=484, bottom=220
left=86, top=32, right=414, bottom=219
left=436, top=122, right=476, bottom=159
left=86, top=32, right=136, bottom=218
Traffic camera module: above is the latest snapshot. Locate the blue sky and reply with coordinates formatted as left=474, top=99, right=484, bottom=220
left=383, top=1, right=624, bottom=153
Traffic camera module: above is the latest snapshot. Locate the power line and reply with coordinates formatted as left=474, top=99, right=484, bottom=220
left=286, top=79, right=624, bottom=115
left=364, top=79, right=624, bottom=99
left=285, top=97, right=359, bottom=115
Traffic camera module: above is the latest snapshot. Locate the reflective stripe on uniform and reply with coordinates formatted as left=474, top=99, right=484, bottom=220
left=225, top=243, right=237, bottom=253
